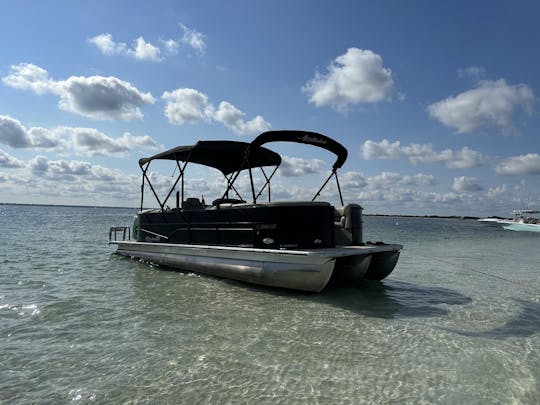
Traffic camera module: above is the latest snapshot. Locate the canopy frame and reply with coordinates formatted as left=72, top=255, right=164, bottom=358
left=228, top=130, right=348, bottom=205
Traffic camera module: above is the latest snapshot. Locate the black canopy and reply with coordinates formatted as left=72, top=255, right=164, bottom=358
left=249, top=130, right=348, bottom=170
left=138, top=140, right=281, bottom=175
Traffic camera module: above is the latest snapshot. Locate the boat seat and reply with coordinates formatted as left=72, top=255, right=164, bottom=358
left=334, top=204, right=363, bottom=245
left=182, top=197, right=204, bottom=210
left=252, top=201, right=331, bottom=207
left=212, top=198, right=246, bottom=206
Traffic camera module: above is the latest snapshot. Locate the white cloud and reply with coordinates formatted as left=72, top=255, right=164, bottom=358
left=87, top=33, right=127, bottom=55
left=1, top=63, right=55, bottom=94
left=361, top=139, right=403, bottom=160
left=88, top=34, right=161, bottom=61
left=213, top=102, right=270, bottom=135
left=28, top=155, right=92, bottom=179
left=495, top=153, right=540, bottom=175
left=452, top=176, right=483, bottom=193
left=162, top=88, right=213, bottom=124
left=26, top=155, right=138, bottom=186
left=445, top=147, right=485, bottom=169
left=0, top=115, right=157, bottom=156
left=279, top=156, right=325, bottom=177
left=162, top=88, right=270, bottom=135
left=162, top=39, right=180, bottom=54
left=2, top=63, right=156, bottom=121
left=370, top=171, right=437, bottom=188
left=0, top=115, right=65, bottom=150
left=361, top=139, right=484, bottom=169
left=131, top=37, right=161, bottom=61
left=61, top=127, right=158, bottom=156
left=0, top=115, right=32, bottom=148
left=487, top=184, right=507, bottom=198
left=1, top=155, right=142, bottom=205
left=302, top=48, right=394, bottom=111
left=28, top=127, right=66, bottom=150
left=0, top=149, right=25, bottom=168
left=427, top=79, right=534, bottom=134
left=341, top=171, right=367, bottom=189
left=88, top=23, right=206, bottom=61
left=59, top=75, right=156, bottom=120
left=179, top=23, right=206, bottom=54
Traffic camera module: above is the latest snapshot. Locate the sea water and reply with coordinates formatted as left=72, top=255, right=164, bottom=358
left=1, top=204, right=539, bottom=404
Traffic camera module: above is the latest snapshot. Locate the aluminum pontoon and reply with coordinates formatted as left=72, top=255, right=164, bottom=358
left=109, top=130, right=402, bottom=292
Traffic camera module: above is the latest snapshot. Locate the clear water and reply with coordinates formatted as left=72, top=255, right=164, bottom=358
left=1, top=204, right=539, bottom=404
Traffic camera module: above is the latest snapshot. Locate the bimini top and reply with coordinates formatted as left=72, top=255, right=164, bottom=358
left=138, top=140, right=281, bottom=175
left=250, top=130, right=348, bottom=171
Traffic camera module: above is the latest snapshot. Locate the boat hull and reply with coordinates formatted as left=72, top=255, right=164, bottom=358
left=111, top=241, right=402, bottom=292
left=502, top=223, right=540, bottom=233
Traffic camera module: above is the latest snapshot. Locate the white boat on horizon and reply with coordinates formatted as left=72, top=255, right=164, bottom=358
left=501, top=210, right=540, bottom=233
left=477, top=217, right=505, bottom=224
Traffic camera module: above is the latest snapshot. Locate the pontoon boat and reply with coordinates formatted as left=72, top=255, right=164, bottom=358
left=109, top=130, right=402, bottom=292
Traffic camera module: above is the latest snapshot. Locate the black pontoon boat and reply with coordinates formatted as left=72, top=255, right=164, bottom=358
left=109, top=130, right=402, bottom=292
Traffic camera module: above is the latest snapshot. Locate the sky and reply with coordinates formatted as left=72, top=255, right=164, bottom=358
left=1, top=0, right=540, bottom=216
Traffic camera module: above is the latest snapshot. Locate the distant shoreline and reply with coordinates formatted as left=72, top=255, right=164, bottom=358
left=0, top=202, right=136, bottom=210
left=0, top=201, right=499, bottom=219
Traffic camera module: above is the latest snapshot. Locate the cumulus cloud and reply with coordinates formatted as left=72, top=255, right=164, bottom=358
left=0, top=115, right=157, bottom=156
left=341, top=171, right=367, bottom=189
left=0, top=115, right=65, bottom=150
left=361, top=139, right=484, bottom=169
left=427, top=79, right=534, bottom=134
left=132, top=37, right=161, bottom=61
left=0, top=149, right=25, bottom=168
left=213, top=102, right=270, bottom=135
left=59, top=75, right=155, bottom=120
left=487, top=184, right=507, bottom=198
left=88, top=33, right=127, bottom=55
left=162, top=88, right=213, bottom=124
left=88, top=33, right=161, bottom=61
left=1, top=155, right=142, bottom=205
left=179, top=23, right=206, bottom=54
left=28, top=155, right=92, bottom=180
left=88, top=23, right=206, bottom=61
left=279, top=156, right=325, bottom=177
left=162, top=88, right=270, bottom=135
left=60, top=127, right=158, bottom=156
left=495, top=153, right=540, bottom=175
left=302, top=48, right=394, bottom=111
left=2, top=63, right=155, bottom=121
left=1, top=63, right=55, bottom=94
left=0, top=114, right=32, bottom=148
left=370, top=171, right=437, bottom=188
left=452, top=176, right=483, bottom=193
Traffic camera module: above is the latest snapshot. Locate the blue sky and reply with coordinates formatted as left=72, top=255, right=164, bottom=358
left=1, top=0, right=539, bottom=216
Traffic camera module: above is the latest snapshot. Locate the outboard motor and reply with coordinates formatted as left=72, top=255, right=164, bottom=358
left=343, top=204, right=363, bottom=245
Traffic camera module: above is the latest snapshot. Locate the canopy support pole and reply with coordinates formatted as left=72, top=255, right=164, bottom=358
left=313, top=169, right=337, bottom=202
left=334, top=171, right=344, bottom=206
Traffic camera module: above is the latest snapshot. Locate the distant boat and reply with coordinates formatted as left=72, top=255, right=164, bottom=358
left=501, top=210, right=540, bottom=233
left=478, top=217, right=503, bottom=223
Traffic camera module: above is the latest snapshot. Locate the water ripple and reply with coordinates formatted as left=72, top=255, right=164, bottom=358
left=0, top=206, right=539, bottom=403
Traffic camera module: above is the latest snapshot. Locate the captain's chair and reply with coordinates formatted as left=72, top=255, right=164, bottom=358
left=182, top=197, right=204, bottom=210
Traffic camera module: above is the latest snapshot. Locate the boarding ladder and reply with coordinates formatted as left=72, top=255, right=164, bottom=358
left=109, top=226, right=131, bottom=243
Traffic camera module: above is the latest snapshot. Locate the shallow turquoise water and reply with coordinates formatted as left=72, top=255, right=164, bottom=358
left=1, top=204, right=539, bottom=403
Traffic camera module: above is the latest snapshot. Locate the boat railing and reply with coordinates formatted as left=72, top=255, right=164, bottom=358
left=109, top=226, right=131, bottom=242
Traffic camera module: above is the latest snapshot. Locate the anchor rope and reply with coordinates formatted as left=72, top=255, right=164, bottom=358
left=413, top=253, right=540, bottom=294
